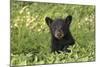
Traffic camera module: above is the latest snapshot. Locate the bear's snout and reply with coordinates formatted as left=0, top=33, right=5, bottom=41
left=55, top=30, right=64, bottom=39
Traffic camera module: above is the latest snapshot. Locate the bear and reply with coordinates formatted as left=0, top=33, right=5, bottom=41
left=45, top=15, right=75, bottom=53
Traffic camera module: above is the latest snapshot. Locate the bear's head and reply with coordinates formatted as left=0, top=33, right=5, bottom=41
left=45, top=15, right=72, bottom=39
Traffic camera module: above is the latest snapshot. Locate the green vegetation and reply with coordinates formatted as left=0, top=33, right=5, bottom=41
left=11, top=1, right=95, bottom=66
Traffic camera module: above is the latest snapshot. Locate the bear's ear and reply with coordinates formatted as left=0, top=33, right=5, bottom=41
left=45, top=17, right=53, bottom=26
left=65, top=15, right=72, bottom=25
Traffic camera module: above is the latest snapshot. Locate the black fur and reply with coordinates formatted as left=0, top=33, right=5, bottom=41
left=45, top=15, right=75, bottom=53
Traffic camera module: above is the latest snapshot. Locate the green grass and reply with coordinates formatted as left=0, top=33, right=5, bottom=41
left=11, top=1, right=95, bottom=66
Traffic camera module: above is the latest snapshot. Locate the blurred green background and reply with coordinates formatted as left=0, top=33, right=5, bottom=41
left=11, top=1, right=95, bottom=66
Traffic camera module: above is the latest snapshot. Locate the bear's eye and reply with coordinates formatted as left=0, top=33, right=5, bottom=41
left=51, top=26, right=56, bottom=31
left=53, top=27, right=56, bottom=30
left=52, top=25, right=56, bottom=29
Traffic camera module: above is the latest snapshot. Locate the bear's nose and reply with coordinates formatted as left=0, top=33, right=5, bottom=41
left=57, top=33, right=62, bottom=37
left=57, top=32, right=64, bottom=38
left=55, top=30, right=64, bottom=39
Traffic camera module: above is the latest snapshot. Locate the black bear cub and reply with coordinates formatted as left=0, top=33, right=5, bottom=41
left=45, top=15, right=75, bottom=53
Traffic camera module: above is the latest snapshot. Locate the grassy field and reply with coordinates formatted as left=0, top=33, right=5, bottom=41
left=11, top=1, right=95, bottom=66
